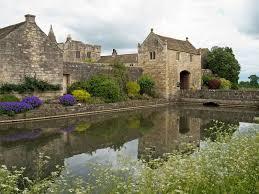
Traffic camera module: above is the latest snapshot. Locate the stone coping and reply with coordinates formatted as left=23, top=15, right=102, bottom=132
left=0, top=99, right=169, bottom=124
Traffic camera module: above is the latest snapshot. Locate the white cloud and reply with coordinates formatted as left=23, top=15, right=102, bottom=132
left=0, top=0, right=258, bottom=80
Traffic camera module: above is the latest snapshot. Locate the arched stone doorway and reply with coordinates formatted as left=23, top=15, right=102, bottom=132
left=180, top=70, right=190, bottom=90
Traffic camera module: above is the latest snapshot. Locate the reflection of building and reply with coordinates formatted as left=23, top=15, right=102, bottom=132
left=138, top=109, right=201, bottom=159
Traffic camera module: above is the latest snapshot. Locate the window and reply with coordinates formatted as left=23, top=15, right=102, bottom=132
left=76, top=51, right=80, bottom=58
left=87, top=52, right=91, bottom=58
left=190, top=54, right=193, bottom=62
left=150, top=51, right=156, bottom=60
left=176, top=52, right=180, bottom=61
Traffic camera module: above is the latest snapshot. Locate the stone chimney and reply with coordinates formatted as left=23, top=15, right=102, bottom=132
left=186, top=37, right=189, bottom=41
left=66, top=34, right=72, bottom=42
left=112, top=49, right=117, bottom=57
left=25, top=14, right=36, bottom=23
left=151, top=28, right=154, bottom=33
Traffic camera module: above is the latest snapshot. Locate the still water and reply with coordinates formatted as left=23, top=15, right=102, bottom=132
left=0, top=105, right=258, bottom=179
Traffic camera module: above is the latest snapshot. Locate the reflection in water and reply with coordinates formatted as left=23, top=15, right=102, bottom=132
left=0, top=106, right=258, bottom=179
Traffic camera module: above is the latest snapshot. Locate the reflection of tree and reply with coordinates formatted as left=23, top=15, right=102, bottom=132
left=201, top=120, right=239, bottom=141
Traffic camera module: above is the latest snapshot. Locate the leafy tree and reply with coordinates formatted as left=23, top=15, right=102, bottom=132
left=248, top=75, right=259, bottom=87
left=206, top=47, right=240, bottom=84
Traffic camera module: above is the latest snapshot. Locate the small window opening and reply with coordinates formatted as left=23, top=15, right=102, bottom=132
left=150, top=51, right=156, bottom=60
left=76, top=51, right=80, bottom=58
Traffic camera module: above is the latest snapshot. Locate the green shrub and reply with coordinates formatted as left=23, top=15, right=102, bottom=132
left=219, top=78, right=232, bottom=89
left=86, top=97, right=105, bottom=104
left=231, top=82, right=239, bottom=90
left=67, top=81, right=88, bottom=94
left=0, top=76, right=60, bottom=94
left=126, top=81, right=140, bottom=97
left=138, top=75, right=155, bottom=96
left=72, top=90, right=91, bottom=102
left=202, top=75, right=213, bottom=86
left=87, top=75, right=122, bottom=103
left=0, top=94, right=20, bottom=102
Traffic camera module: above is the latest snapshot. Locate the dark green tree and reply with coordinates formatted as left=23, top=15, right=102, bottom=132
left=248, top=74, right=259, bottom=87
left=206, top=47, right=240, bottom=84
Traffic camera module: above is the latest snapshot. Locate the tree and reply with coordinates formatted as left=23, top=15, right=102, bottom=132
left=248, top=75, right=259, bottom=87
left=206, top=47, right=240, bottom=84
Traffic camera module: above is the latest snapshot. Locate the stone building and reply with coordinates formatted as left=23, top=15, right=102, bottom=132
left=138, top=29, right=202, bottom=99
left=98, top=49, right=138, bottom=67
left=0, top=14, right=63, bottom=86
left=58, top=35, right=101, bottom=63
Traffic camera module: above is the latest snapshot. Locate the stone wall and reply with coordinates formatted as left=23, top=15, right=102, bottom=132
left=179, top=90, right=259, bottom=101
left=63, top=62, right=143, bottom=84
left=167, top=49, right=201, bottom=98
left=0, top=15, right=63, bottom=86
left=0, top=99, right=168, bottom=122
left=138, top=34, right=168, bottom=98
left=8, top=91, right=63, bottom=101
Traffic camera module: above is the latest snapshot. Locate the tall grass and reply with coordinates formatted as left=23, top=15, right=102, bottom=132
left=0, top=124, right=258, bottom=194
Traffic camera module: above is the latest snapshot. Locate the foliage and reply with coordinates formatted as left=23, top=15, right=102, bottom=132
left=0, top=94, right=20, bottom=102
left=202, top=75, right=213, bottom=86
left=22, top=96, right=43, bottom=108
left=72, top=90, right=91, bottom=103
left=85, top=97, right=105, bottom=104
left=231, top=82, right=239, bottom=90
left=239, top=74, right=259, bottom=89
left=138, top=75, right=155, bottom=96
left=126, top=81, right=140, bottom=97
left=219, top=78, right=232, bottom=89
left=208, top=79, right=221, bottom=89
left=0, top=102, right=33, bottom=116
left=67, top=81, right=88, bottom=94
left=87, top=75, right=122, bottom=103
left=111, top=60, right=129, bottom=94
left=0, top=76, right=60, bottom=94
left=205, top=47, right=240, bottom=84
left=59, top=94, right=76, bottom=106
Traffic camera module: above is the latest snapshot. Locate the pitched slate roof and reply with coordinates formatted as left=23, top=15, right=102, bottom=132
left=0, top=22, right=25, bottom=40
left=98, top=53, right=138, bottom=64
left=156, top=34, right=199, bottom=54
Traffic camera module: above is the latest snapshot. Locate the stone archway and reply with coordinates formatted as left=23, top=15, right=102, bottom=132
left=180, top=70, right=190, bottom=90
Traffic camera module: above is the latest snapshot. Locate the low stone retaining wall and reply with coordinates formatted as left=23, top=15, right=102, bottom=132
left=176, top=89, right=259, bottom=108
left=0, top=99, right=168, bottom=123
left=6, top=91, right=63, bottom=101
left=179, top=90, right=259, bottom=101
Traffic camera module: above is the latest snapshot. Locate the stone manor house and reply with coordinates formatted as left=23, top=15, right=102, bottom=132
left=0, top=14, right=202, bottom=99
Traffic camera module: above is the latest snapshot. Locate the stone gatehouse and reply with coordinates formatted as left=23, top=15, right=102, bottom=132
left=138, top=29, right=201, bottom=98
left=0, top=14, right=202, bottom=99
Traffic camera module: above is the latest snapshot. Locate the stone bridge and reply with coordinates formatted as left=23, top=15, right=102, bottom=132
left=176, top=90, right=259, bottom=108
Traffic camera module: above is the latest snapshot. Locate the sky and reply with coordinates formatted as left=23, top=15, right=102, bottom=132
left=0, top=0, right=258, bottom=81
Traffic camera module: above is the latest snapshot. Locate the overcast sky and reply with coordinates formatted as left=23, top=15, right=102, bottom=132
left=0, top=0, right=258, bottom=81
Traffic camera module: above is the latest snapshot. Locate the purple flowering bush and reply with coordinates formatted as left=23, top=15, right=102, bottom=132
left=22, top=96, right=43, bottom=108
left=0, top=102, right=33, bottom=115
left=59, top=94, right=76, bottom=106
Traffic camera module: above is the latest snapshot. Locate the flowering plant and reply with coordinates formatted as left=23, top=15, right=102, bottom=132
left=59, top=94, right=76, bottom=106
left=22, top=96, right=43, bottom=108
left=0, top=102, right=33, bottom=114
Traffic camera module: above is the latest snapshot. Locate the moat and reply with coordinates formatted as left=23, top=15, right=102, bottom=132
left=0, top=105, right=258, bottom=180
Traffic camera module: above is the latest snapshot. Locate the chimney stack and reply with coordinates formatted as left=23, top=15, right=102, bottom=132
left=25, top=14, right=36, bottom=23
left=66, top=34, right=72, bottom=42
left=112, top=49, right=117, bottom=57
left=186, top=37, right=189, bottom=41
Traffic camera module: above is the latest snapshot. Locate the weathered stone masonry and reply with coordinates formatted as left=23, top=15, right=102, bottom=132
left=0, top=15, right=63, bottom=86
